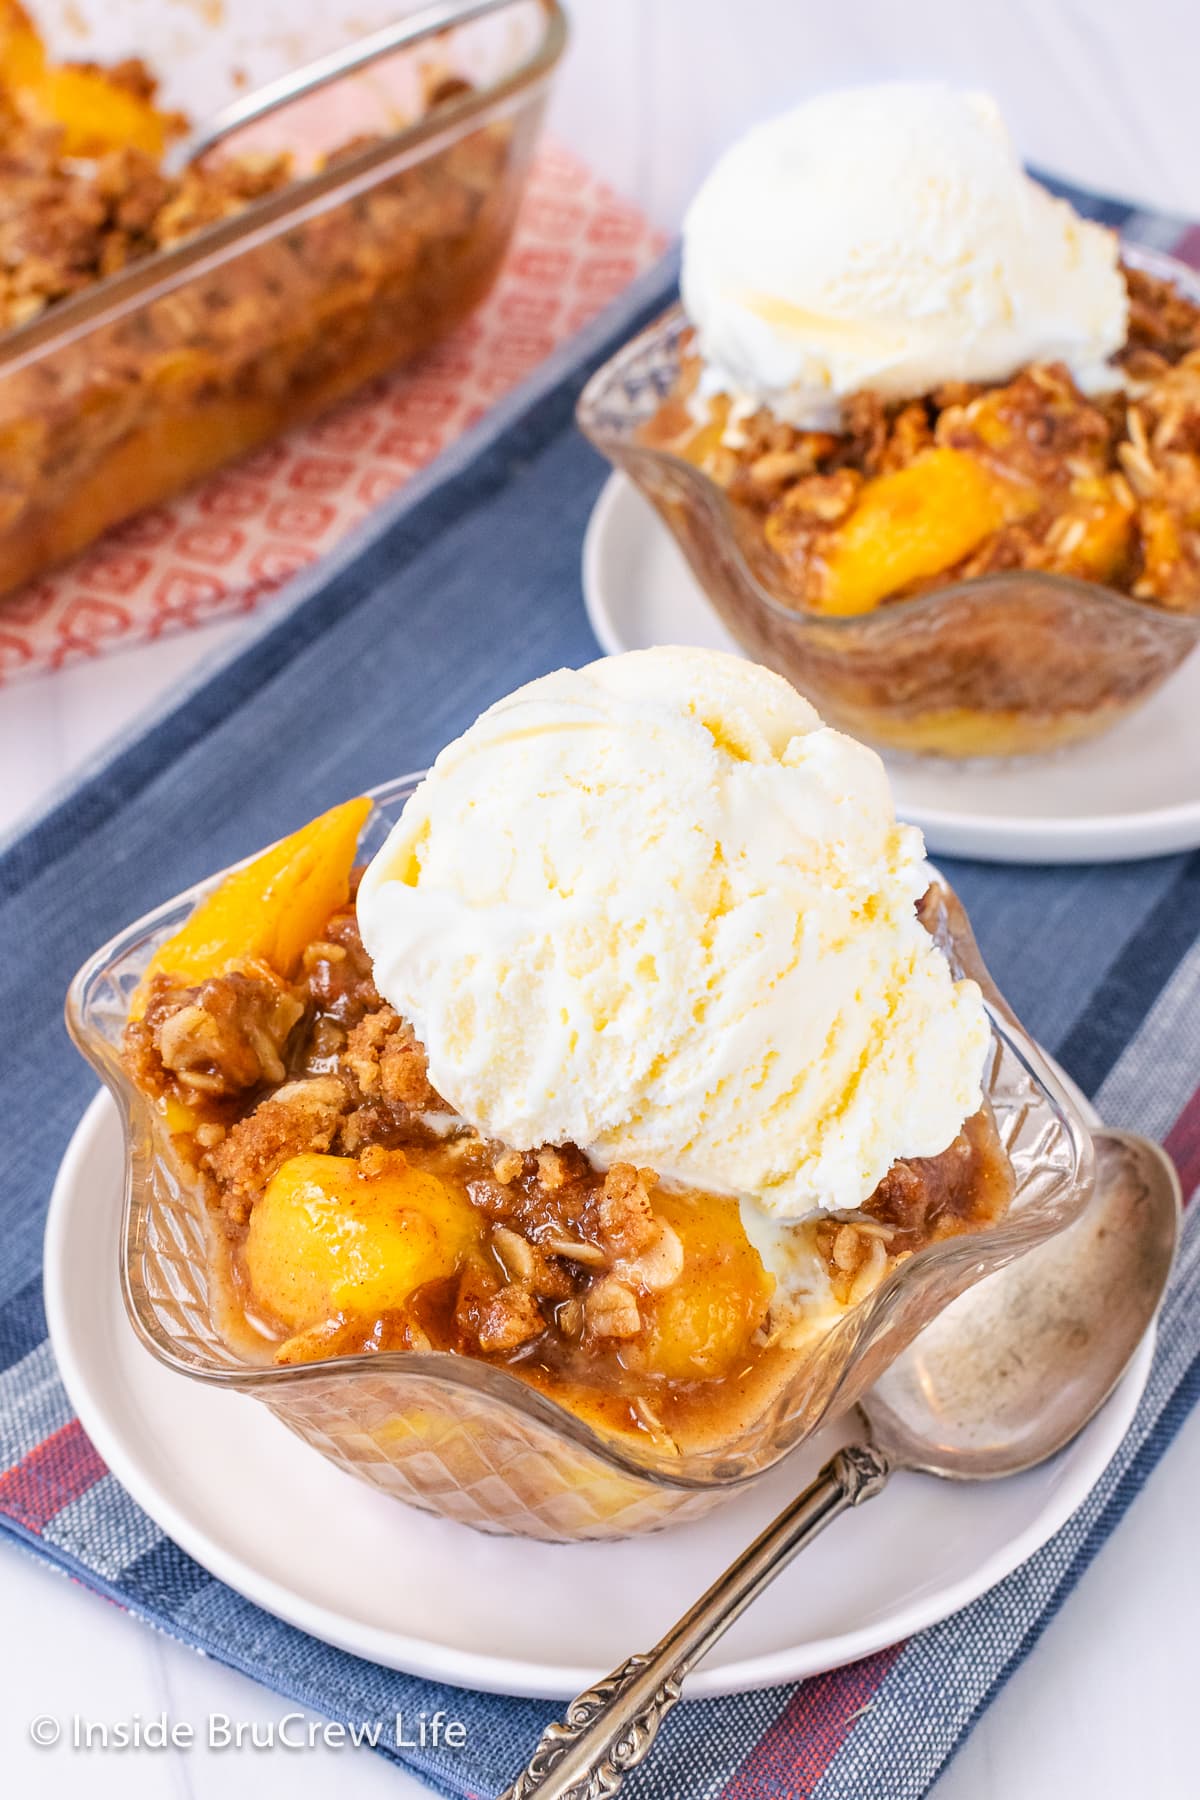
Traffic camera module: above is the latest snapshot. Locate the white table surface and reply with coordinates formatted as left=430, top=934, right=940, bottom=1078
left=4, top=1, right=1199, bottom=1795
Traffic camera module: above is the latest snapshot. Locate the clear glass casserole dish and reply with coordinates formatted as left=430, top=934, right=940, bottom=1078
left=576, top=245, right=1200, bottom=760
left=66, top=773, right=1096, bottom=1542
left=0, top=0, right=565, bottom=599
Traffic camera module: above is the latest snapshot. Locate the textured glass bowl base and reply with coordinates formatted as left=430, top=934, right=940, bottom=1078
left=67, top=778, right=1096, bottom=1542
left=263, top=1375, right=722, bottom=1541
left=756, top=681, right=1150, bottom=761
left=576, top=248, right=1200, bottom=763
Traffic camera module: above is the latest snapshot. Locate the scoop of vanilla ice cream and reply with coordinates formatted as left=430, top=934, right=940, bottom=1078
left=357, top=649, right=989, bottom=1220
left=681, top=82, right=1128, bottom=429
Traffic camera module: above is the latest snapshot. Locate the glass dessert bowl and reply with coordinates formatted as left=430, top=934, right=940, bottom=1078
left=578, top=83, right=1200, bottom=759
left=67, top=660, right=1095, bottom=1543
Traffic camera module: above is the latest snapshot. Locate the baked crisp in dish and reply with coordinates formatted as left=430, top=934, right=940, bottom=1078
left=644, top=265, right=1200, bottom=618
left=118, top=655, right=1013, bottom=1460
left=0, top=0, right=552, bottom=596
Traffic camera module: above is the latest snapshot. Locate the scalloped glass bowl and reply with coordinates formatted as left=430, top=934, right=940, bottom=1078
left=67, top=774, right=1095, bottom=1542
left=576, top=245, right=1200, bottom=760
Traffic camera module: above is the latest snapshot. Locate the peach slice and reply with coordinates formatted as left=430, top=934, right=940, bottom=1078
left=130, top=795, right=370, bottom=1015
left=817, top=447, right=1037, bottom=616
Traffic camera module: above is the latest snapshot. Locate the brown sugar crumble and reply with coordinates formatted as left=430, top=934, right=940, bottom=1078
left=645, top=264, right=1200, bottom=614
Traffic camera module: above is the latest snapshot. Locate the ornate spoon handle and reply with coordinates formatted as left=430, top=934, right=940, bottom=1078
left=496, top=1443, right=890, bottom=1800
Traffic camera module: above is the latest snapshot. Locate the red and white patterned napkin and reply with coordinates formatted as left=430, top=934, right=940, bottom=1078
left=0, top=144, right=666, bottom=687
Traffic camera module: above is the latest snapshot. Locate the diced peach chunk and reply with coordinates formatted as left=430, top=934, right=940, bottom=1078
left=0, top=1, right=182, bottom=156
left=1053, top=478, right=1136, bottom=582
left=1138, top=501, right=1188, bottom=599
left=25, top=63, right=178, bottom=156
left=817, top=447, right=1036, bottom=616
left=637, top=1190, right=774, bottom=1382
left=130, top=795, right=371, bottom=1016
left=245, top=1152, right=482, bottom=1335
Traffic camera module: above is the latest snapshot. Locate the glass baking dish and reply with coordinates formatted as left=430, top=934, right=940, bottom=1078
left=67, top=773, right=1095, bottom=1542
left=0, top=0, right=566, bottom=599
left=576, top=245, right=1200, bottom=760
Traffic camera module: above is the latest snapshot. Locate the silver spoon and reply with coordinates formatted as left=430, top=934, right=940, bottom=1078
left=498, top=1126, right=1180, bottom=1800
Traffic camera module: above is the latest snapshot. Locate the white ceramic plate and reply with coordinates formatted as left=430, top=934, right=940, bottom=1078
left=583, top=474, right=1200, bottom=866
left=45, top=1085, right=1151, bottom=1700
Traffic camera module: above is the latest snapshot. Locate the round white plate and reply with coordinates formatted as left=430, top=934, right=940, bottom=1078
left=45, top=1087, right=1151, bottom=1700
left=583, top=473, right=1200, bottom=865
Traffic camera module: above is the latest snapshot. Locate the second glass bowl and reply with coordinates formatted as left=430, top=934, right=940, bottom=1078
left=577, top=246, right=1200, bottom=760
left=67, top=776, right=1095, bottom=1541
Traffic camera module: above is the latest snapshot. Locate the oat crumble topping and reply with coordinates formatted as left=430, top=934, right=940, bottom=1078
left=647, top=265, right=1200, bottom=614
